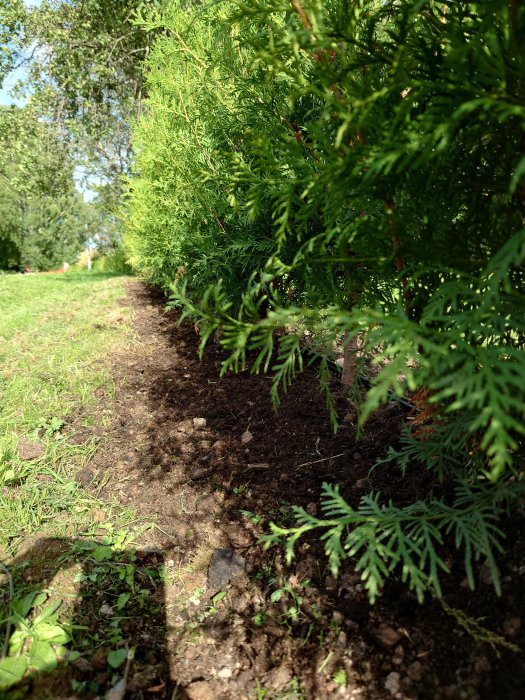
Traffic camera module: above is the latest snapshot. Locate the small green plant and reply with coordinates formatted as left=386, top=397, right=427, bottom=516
left=254, top=678, right=305, bottom=700
left=254, top=680, right=268, bottom=699
left=252, top=611, right=266, bottom=627
left=241, top=510, right=263, bottom=525
left=107, top=647, right=128, bottom=669
left=71, top=678, right=99, bottom=694
left=0, top=592, right=76, bottom=691
left=253, top=561, right=273, bottom=585
left=332, top=669, right=347, bottom=687
left=268, top=577, right=311, bottom=627
left=187, top=587, right=206, bottom=607
left=38, top=416, right=65, bottom=437
left=233, top=484, right=251, bottom=496
left=206, top=591, right=227, bottom=615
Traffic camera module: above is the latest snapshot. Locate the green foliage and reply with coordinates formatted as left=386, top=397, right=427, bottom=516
left=261, top=480, right=523, bottom=604
left=0, top=105, right=87, bottom=270
left=0, top=0, right=25, bottom=83
left=0, top=593, right=72, bottom=691
left=125, top=0, right=292, bottom=293
left=0, top=273, right=135, bottom=548
left=127, top=0, right=525, bottom=600
left=15, top=0, right=163, bottom=184
left=91, top=248, right=133, bottom=275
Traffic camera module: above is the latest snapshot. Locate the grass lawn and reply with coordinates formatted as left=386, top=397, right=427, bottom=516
left=0, top=272, right=148, bottom=695
left=0, top=272, right=137, bottom=549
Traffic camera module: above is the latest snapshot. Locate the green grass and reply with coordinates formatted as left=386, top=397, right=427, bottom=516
left=0, top=272, right=173, bottom=696
left=0, top=272, right=136, bottom=555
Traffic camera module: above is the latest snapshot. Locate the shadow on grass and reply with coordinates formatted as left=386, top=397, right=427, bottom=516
left=55, top=272, right=134, bottom=282
left=0, top=537, right=183, bottom=699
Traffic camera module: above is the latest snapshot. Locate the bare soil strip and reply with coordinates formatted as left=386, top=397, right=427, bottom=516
left=21, top=281, right=525, bottom=699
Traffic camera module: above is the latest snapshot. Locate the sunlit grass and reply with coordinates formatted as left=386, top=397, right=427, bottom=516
left=0, top=272, right=136, bottom=555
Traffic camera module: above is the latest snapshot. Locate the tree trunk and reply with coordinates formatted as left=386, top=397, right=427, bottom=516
left=341, top=333, right=359, bottom=387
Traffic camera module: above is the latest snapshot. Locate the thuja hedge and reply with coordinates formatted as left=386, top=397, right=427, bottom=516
left=125, top=0, right=525, bottom=601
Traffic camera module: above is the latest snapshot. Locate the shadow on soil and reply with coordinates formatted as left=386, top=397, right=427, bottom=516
left=2, top=281, right=524, bottom=700
left=1, top=538, right=185, bottom=699
left=121, top=283, right=524, bottom=700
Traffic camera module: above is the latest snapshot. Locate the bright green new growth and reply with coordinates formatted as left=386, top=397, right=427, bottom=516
left=126, top=1, right=525, bottom=600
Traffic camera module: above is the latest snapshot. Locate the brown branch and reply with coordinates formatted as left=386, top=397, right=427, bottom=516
left=173, top=30, right=209, bottom=69
left=291, top=0, right=313, bottom=31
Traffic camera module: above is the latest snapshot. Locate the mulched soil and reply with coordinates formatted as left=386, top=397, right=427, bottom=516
left=13, top=281, right=525, bottom=700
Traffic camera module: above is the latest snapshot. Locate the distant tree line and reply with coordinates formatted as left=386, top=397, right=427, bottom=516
left=0, top=0, right=161, bottom=270
left=0, top=105, right=87, bottom=270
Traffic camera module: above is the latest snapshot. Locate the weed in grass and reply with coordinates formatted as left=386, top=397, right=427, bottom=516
left=1, top=531, right=167, bottom=694
left=0, top=273, right=154, bottom=691
left=37, top=417, right=65, bottom=438
left=254, top=677, right=305, bottom=700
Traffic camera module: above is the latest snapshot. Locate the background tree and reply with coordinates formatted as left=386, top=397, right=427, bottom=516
left=0, top=105, right=88, bottom=270
left=16, top=0, right=163, bottom=186
left=0, top=0, right=24, bottom=83
left=0, top=0, right=160, bottom=264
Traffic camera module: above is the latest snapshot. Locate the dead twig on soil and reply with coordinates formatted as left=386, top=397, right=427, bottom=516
left=294, top=453, right=346, bottom=471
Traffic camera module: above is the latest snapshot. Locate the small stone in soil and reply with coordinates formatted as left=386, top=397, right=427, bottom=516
left=18, top=437, right=45, bottom=461
left=193, top=417, right=207, bottom=430
left=355, top=478, right=369, bottom=490
left=503, top=616, right=521, bottom=638
left=190, top=467, right=212, bottom=481
left=212, top=440, right=228, bottom=452
left=91, top=647, right=109, bottom=670
left=266, top=664, right=292, bottom=691
left=207, top=548, right=246, bottom=591
left=186, top=680, right=216, bottom=700
left=76, top=466, right=95, bottom=487
left=407, top=661, right=423, bottom=682
left=375, top=623, right=403, bottom=648
left=393, top=644, right=405, bottom=665
left=71, top=656, right=94, bottom=673
left=241, top=430, right=253, bottom=444
left=384, top=671, right=401, bottom=695
left=92, top=508, right=106, bottom=523
left=217, top=666, right=233, bottom=679
left=306, top=502, right=317, bottom=516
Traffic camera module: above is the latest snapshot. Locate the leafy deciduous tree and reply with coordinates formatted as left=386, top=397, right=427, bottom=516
left=0, top=105, right=88, bottom=270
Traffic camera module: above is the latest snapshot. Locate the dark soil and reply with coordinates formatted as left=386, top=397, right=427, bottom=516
left=8, top=281, right=525, bottom=700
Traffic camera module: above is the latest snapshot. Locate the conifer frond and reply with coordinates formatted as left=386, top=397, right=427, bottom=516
left=128, top=0, right=525, bottom=601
